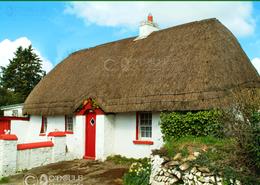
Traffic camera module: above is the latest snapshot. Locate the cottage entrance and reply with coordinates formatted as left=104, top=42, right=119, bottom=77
left=85, top=112, right=96, bottom=159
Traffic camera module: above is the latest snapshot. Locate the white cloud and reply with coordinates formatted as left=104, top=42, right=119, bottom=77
left=65, top=2, right=255, bottom=37
left=0, top=37, right=53, bottom=73
left=251, top=58, right=260, bottom=74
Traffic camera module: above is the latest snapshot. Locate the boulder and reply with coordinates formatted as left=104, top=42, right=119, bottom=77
left=173, top=153, right=182, bottom=161
left=193, top=152, right=201, bottom=157
left=198, top=167, right=210, bottom=173
left=165, top=160, right=179, bottom=167
left=180, top=163, right=190, bottom=171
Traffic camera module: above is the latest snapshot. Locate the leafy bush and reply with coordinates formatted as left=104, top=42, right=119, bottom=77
left=221, top=88, right=260, bottom=173
left=248, top=112, right=260, bottom=171
left=123, top=160, right=151, bottom=185
left=160, top=110, right=224, bottom=141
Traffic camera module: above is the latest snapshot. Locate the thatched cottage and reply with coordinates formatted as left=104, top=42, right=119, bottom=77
left=7, top=15, right=260, bottom=161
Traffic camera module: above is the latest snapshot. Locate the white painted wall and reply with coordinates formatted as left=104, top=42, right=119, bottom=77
left=68, top=115, right=85, bottom=158
left=49, top=136, right=66, bottom=163
left=10, top=120, right=29, bottom=143
left=25, top=116, right=45, bottom=142
left=95, top=114, right=115, bottom=160
left=113, top=112, right=163, bottom=158
left=103, top=114, right=115, bottom=157
left=7, top=112, right=163, bottom=161
left=17, top=146, right=52, bottom=171
left=0, top=139, right=17, bottom=177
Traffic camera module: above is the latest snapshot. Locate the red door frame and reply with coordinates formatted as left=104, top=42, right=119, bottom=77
left=84, top=112, right=96, bottom=160
left=76, top=99, right=104, bottom=160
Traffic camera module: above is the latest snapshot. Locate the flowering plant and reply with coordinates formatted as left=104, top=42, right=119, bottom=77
left=123, top=160, right=151, bottom=185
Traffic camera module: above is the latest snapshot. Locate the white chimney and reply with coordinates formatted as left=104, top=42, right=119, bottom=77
left=134, top=13, right=159, bottom=41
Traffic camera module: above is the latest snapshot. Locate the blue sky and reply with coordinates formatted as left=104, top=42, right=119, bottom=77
left=0, top=2, right=260, bottom=73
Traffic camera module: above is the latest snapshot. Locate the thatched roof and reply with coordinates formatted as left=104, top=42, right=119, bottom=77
left=23, top=18, right=259, bottom=115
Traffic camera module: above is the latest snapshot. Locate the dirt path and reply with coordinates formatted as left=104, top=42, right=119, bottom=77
left=5, top=159, right=129, bottom=185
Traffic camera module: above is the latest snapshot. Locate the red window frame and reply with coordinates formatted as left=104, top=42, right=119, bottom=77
left=133, top=112, right=154, bottom=145
left=40, top=116, right=47, bottom=135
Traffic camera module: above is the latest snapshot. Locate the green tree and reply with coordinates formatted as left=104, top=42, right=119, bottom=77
left=0, top=45, right=45, bottom=102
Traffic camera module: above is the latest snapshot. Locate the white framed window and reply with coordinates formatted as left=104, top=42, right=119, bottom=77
left=139, top=112, right=152, bottom=138
left=65, top=115, right=73, bottom=132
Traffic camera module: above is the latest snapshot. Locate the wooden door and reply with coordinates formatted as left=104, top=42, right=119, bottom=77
left=85, top=112, right=96, bottom=159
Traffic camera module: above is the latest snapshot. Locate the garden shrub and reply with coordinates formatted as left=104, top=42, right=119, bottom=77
left=160, top=110, right=224, bottom=141
left=246, top=111, right=260, bottom=171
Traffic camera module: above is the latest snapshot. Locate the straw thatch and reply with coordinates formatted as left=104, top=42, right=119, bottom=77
left=23, top=18, right=259, bottom=115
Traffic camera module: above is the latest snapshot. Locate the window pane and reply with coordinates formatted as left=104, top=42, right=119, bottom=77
left=65, top=115, right=73, bottom=131
left=139, top=112, right=152, bottom=138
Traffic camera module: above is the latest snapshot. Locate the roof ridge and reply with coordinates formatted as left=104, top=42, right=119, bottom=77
left=69, top=18, right=219, bottom=57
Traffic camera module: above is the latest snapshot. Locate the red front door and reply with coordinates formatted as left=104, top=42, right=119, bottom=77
left=0, top=120, right=10, bottom=134
left=85, top=112, right=96, bottom=159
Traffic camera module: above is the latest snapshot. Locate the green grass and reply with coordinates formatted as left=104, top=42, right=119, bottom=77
left=164, top=135, right=235, bottom=158
left=0, top=177, right=9, bottom=184
left=106, top=155, right=149, bottom=166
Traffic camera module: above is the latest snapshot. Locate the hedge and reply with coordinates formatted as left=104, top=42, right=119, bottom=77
left=160, top=110, right=224, bottom=141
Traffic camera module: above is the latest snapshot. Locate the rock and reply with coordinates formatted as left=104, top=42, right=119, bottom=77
left=164, top=172, right=171, bottom=177
left=188, top=173, right=194, bottom=180
left=203, top=172, right=213, bottom=176
left=163, top=156, right=170, bottom=162
left=173, top=153, right=182, bottom=161
left=204, top=177, right=210, bottom=183
left=179, top=162, right=190, bottom=171
left=209, top=176, right=215, bottom=183
left=163, top=168, right=167, bottom=172
left=170, top=177, right=179, bottom=184
left=191, top=167, right=197, bottom=174
left=187, top=154, right=197, bottom=161
left=198, top=167, right=210, bottom=173
left=195, top=171, right=201, bottom=176
left=174, top=171, right=182, bottom=179
left=193, top=152, right=200, bottom=157
left=235, top=180, right=242, bottom=185
left=198, top=176, right=206, bottom=183
left=165, top=160, right=179, bottom=167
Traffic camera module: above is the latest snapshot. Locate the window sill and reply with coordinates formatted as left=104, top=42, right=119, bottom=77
left=65, top=131, right=74, bottom=134
left=39, top=133, right=46, bottom=136
left=133, top=140, right=154, bottom=145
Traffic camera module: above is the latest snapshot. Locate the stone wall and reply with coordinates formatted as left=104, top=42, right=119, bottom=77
left=150, top=154, right=241, bottom=185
